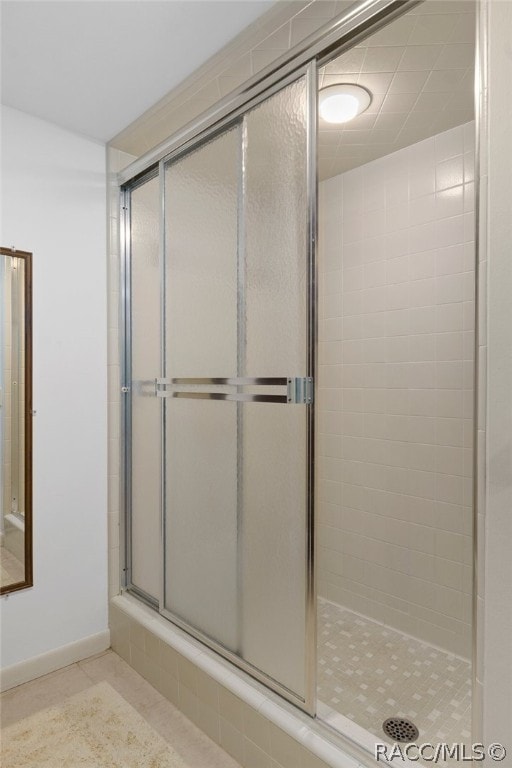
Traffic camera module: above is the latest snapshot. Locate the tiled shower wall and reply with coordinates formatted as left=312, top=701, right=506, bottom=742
left=317, top=122, right=475, bottom=658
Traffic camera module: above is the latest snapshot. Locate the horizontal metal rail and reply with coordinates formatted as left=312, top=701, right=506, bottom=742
left=163, top=377, right=288, bottom=386
left=170, top=391, right=288, bottom=403
left=145, top=376, right=314, bottom=404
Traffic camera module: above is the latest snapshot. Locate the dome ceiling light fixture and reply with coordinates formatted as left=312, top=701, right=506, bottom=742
left=318, top=83, right=372, bottom=124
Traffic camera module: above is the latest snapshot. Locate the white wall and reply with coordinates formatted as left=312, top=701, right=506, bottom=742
left=480, top=0, right=512, bottom=745
left=318, top=123, right=475, bottom=658
left=0, top=106, right=108, bottom=668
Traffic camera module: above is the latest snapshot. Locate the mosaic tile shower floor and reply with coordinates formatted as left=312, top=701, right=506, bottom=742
left=317, top=598, right=471, bottom=747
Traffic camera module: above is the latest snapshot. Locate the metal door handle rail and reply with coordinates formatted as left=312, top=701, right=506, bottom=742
left=172, top=391, right=288, bottom=403
left=153, top=376, right=313, bottom=404
left=161, top=377, right=288, bottom=386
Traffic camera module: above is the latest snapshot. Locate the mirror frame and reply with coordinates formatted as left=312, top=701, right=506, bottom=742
left=0, top=247, right=33, bottom=595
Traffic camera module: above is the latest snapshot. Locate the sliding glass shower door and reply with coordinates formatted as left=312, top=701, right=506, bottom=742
left=123, top=66, right=316, bottom=709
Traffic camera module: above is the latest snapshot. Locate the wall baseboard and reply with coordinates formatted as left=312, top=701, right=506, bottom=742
left=0, top=629, right=111, bottom=691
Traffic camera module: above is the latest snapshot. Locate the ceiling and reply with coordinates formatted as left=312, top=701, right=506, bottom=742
left=0, top=0, right=273, bottom=143
left=318, top=0, right=475, bottom=180
left=1, top=0, right=476, bottom=165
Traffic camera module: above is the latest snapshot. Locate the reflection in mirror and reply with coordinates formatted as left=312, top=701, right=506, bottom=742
left=0, top=247, right=32, bottom=594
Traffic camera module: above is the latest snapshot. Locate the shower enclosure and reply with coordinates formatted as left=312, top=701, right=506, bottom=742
left=122, top=67, right=317, bottom=711
left=119, top=0, right=477, bottom=754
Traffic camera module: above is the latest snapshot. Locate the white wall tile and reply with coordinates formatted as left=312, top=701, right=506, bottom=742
left=436, top=154, right=464, bottom=191
left=318, top=122, right=475, bottom=657
left=435, top=124, right=464, bottom=162
left=436, top=185, right=464, bottom=219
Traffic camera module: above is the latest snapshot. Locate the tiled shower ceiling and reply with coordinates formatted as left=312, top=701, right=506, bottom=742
left=318, top=0, right=475, bottom=180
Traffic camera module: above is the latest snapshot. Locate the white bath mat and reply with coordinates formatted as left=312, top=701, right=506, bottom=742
left=1, top=680, right=188, bottom=768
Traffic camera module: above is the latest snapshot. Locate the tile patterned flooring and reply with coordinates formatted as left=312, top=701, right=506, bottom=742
left=0, top=650, right=241, bottom=768
left=317, top=598, right=472, bottom=747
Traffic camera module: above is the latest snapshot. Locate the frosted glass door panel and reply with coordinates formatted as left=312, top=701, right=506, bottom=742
left=130, top=176, right=161, bottom=599
left=164, top=398, right=238, bottom=650
left=240, top=77, right=309, bottom=697
left=241, top=403, right=307, bottom=697
left=244, top=77, right=308, bottom=377
left=164, top=126, right=240, bottom=649
left=161, top=72, right=311, bottom=703
left=165, top=127, right=239, bottom=378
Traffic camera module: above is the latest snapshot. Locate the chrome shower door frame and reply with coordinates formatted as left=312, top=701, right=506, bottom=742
left=158, top=63, right=317, bottom=713
left=118, top=0, right=467, bottom=725
left=121, top=62, right=318, bottom=714
left=120, top=167, right=161, bottom=609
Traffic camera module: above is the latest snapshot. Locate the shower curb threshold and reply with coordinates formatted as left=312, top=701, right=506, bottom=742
left=111, top=593, right=417, bottom=768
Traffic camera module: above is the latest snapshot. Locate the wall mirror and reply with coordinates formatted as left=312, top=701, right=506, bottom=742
left=0, top=247, right=32, bottom=595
